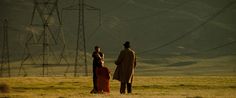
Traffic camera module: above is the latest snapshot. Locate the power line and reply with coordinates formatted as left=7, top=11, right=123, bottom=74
left=205, top=40, right=236, bottom=52
left=86, top=7, right=102, bottom=42
left=89, top=0, right=189, bottom=43
left=137, top=1, right=236, bottom=55
left=87, top=24, right=101, bottom=42
left=123, top=0, right=191, bottom=22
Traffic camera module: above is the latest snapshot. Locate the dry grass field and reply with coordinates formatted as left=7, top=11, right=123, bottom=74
left=0, top=76, right=236, bottom=98
left=0, top=55, right=235, bottom=97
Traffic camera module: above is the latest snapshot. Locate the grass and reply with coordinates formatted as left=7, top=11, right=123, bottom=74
left=0, top=55, right=235, bottom=97
left=0, top=76, right=236, bottom=98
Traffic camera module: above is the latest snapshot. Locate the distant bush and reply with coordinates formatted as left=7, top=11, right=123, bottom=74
left=0, top=83, right=10, bottom=93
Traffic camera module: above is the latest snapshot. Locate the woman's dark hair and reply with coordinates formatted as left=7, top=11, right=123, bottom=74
left=94, top=46, right=100, bottom=49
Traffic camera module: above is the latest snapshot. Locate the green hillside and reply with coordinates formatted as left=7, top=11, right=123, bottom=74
left=0, top=0, right=236, bottom=76
left=0, top=54, right=234, bottom=77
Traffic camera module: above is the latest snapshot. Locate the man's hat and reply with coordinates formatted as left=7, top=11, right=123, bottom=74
left=123, top=41, right=130, bottom=47
left=94, top=46, right=99, bottom=48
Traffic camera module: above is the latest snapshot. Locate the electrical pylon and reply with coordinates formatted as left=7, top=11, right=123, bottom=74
left=62, top=0, right=101, bottom=76
left=0, top=19, right=11, bottom=77
left=19, top=0, right=69, bottom=77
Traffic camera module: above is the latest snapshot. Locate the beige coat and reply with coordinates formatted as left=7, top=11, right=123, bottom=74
left=113, top=48, right=136, bottom=83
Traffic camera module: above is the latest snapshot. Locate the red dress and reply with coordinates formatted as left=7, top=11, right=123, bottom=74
left=96, top=66, right=110, bottom=93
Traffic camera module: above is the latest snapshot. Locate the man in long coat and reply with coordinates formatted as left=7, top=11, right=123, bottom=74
left=113, top=41, right=136, bottom=94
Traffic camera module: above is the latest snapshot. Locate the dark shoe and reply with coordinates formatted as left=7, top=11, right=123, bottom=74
left=127, top=83, right=132, bottom=94
left=90, top=89, right=98, bottom=94
left=120, top=82, right=126, bottom=94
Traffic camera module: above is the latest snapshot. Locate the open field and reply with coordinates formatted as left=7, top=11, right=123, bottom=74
left=0, top=76, right=236, bottom=98
left=0, top=55, right=235, bottom=97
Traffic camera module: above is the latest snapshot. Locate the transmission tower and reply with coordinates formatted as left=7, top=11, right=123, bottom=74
left=19, top=0, right=69, bottom=77
left=62, top=0, right=101, bottom=76
left=0, top=19, right=11, bottom=77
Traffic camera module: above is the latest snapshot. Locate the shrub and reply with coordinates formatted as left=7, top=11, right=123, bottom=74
left=0, top=83, right=10, bottom=93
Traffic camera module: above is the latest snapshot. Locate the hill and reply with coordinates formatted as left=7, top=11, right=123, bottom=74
left=0, top=0, right=235, bottom=76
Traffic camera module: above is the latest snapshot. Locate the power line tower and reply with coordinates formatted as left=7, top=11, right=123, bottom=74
left=62, top=0, right=101, bottom=76
left=0, top=19, right=11, bottom=77
left=19, top=0, right=69, bottom=77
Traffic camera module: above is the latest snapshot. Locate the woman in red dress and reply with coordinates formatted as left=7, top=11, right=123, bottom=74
left=96, top=60, right=110, bottom=94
